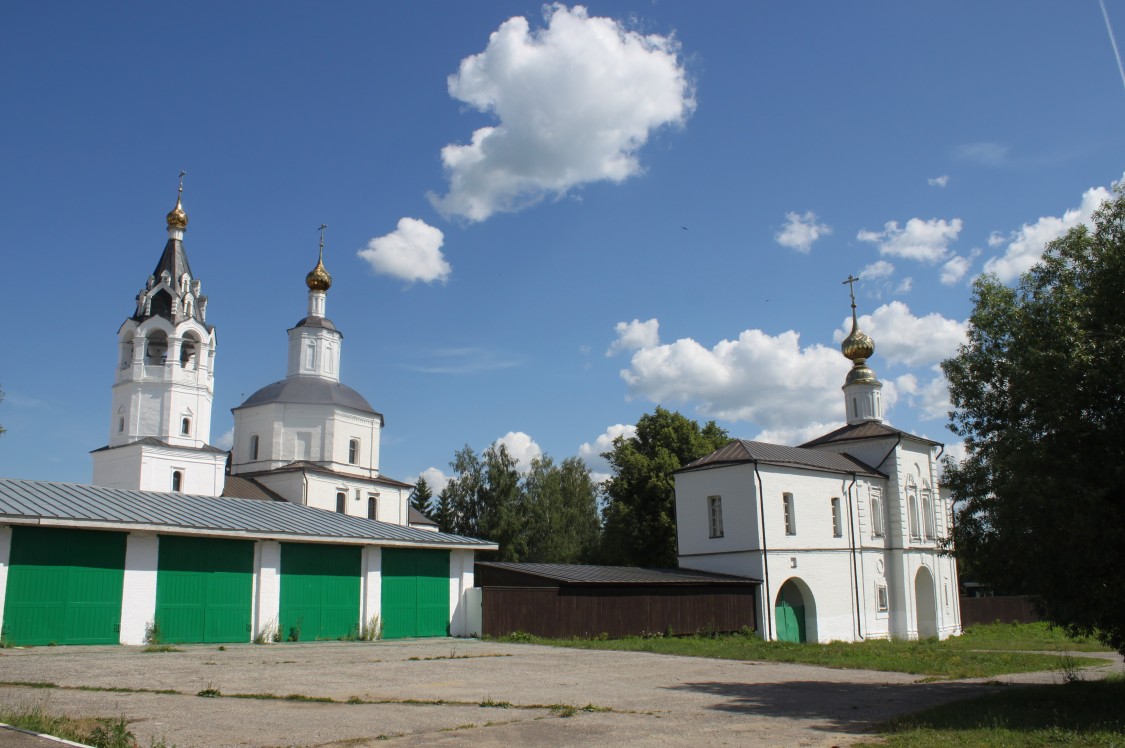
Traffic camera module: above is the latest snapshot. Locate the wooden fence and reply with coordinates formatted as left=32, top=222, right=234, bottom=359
left=481, top=585, right=757, bottom=639
left=958, top=595, right=1042, bottom=627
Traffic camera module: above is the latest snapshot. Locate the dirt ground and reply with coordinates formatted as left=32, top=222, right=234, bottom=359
left=0, top=638, right=1119, bottom=747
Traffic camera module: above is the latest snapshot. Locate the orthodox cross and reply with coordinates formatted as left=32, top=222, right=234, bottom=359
left=318, top=224, right=328, bottom=258
left=177, top=170, right=186, bottom=194
left=842, top=274, right=860, bottom=310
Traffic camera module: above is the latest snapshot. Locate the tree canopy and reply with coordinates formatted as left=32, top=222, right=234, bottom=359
left=600, top=407, right=730, bottom=567
left=409, top=476, right=433, bottom=516
left=942, top=185, right=1125, bottom=653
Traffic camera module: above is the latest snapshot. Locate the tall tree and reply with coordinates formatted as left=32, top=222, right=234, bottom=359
left=523, top=455, right=601, bottom=563
left=600, top=407, right=730, bottom=567
left=942, top=185, right=1125, bottom=654
left=409, top=476, right=433, bottom=516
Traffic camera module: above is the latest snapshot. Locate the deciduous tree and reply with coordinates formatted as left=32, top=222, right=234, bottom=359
left=600, top=407, right=730, bottom=567
left=942, top=185, right=1125, bottom=653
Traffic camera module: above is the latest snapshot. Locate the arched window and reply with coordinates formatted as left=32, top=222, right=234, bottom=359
left=922, top=489, right=935, bottom=540
left=906, top=477, right=920, bottom=539
left=870, top=488, right=885, bottom=538
left=368, top=496, right=377, bottom=520
left=348, top=438, right=359, bottom=465
left=250, top=435, right=260, bottom=461
left=145, top=330, right=168, bottom=365
left=172, top=471, right=183, bottom=492
left=336, top=491, right=346, bottom=514
left=181, top=417, right=191, bottom=436
left=118, top=416, right=125, bottom=433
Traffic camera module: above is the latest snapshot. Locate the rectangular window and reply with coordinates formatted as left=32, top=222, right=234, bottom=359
left=335, top=491, right=346, bottom=514
left=783, top=493, right=796, bottom=535
left=348, top=438, right=359, bottom=465
left=922, top=490, right=936, bottom=540
left=250, top=435, right=259, bottom=461
left=831, top=497, right=842, bottom=537
left=870, top=488, right=885, bottom=538
left=306, top=341, right=316, bottom=369
left=708, top=495, right=724, bottom=538
left=876, top=584, right=889, bottom=612
left=368, top=496, right=377, bottom=520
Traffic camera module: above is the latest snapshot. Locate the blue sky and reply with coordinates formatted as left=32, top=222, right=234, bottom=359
left=2, top=2, right=1123, bottom=489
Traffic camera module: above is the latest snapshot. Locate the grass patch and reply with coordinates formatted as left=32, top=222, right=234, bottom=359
left=142, top=644, right=183, bottom=653
left=947, top=621, right=1112, bottom=653
left=859, top=676, right=1125, bottom=747
left=495, top=625, right=1108, bottom=679
left=0, top=703, right=140, bottom=747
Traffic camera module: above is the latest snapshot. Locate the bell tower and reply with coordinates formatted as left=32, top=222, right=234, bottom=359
left=92, top=174, right=227, bottom=495
left=840, top=274, right=884, bottom=425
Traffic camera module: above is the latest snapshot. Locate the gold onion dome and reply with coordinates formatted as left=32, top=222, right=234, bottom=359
left=306, top=256, right=332, bottom=291
left=841, top=323, right=875, bottom=362
left=166, top=190, right=188, bottom=230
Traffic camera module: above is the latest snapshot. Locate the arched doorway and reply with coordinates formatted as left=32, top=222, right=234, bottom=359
left=775, top=579, right=814, bottom=643
left=914, top=566, right=938, bottom=639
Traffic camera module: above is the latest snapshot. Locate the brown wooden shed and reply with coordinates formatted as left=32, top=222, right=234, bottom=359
left=476, top=562, right=759, bottom=639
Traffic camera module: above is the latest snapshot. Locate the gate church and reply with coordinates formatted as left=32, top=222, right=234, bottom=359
left=0, top=179, right=494, bottom=647
left=674, top=279, right=961, bottom=642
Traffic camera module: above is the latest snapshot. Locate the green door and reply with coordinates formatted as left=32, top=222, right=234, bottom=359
left=775, top=599, right=806, bottom=643
left=381, top=548, right=449, bottom=639
left=155, top=536, right=253, bottom=643
left=279, top=543, right=361, bottom=641
left=2, top=527, right=126, bottom=646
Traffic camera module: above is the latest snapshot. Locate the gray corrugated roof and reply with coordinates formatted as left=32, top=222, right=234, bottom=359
left=799, top=420, right=942, bottom=448
left=409, top=507, right=437, bottom=526
left=0, top=478, right=495, bottom=549
left=235, top=463, right=413, bottom=489
left=221, top=475, right=287, bottom=502
left=234, top=377, right=381, bottom=420
left=476, top=562, right=759, bottom=585
left=679, top=439, right=884, bottom=478
left=91, top=437, right=227, bottom=455
left=294, top=316, right=338, bottom=332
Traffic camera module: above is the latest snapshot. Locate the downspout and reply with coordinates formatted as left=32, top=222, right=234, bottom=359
left=846, top=472, right=864, bottom=640
left=753, top=460, right=772, bottom=641
left=302, top=470, right=310, bottom=506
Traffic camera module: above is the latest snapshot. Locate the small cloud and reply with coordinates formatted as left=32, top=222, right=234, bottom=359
left=579, top=423, right=638, bottom=481
left=894, top=277, right=914, bottom=294
left=494, top=431, right=542, bottom=472
left=860, top=260, right=895, bottom=280
left=607, top=318, right=660, bottom=356
left=928, top=175, right=950, bottom=188
left=940, top=249, right=981, bottom=286
left=420, top=467, right=451, bottom=493
left=358, top=217, right=450, bottom=285
left=857, top=217, right=962, bottom=263
left=775, top=211, right=832, bottom=254
left=954, top=142, right=1009, bottom=166
left=215, top=428, right=234, bottom=450
left=987, top=231, right=1006, bottom=248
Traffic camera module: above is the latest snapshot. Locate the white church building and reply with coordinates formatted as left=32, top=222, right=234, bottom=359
left=0, top=179, right=493, bottom=647
left=674, top=284, right=961, bottom=643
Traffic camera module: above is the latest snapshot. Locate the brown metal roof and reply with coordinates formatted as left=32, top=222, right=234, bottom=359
left=799, top=421, right=942, bottom=448
left=476, top=562, right=759, bottom=586
left=679, top=439, right=884, bottom=478
left=221, top=475, right=287, bottom=502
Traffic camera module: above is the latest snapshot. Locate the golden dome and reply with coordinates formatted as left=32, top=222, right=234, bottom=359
left=166, top=190, right=188, bottom=230
left=306, top=225, right=332, bottom=291
left=841, top=323, right=875, bottom=362
left=306, top=256, right=332, bottom=291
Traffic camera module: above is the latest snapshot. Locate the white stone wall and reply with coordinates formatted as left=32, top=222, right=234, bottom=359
left=119, top=532, right=159, bottom=645
left=93, top=442, right=226, bottom=496
left=448, top=550, right=476, bottom=636
left=0, top=525, right=10, bottom=638
left=254, top=541, right=281, bottom=641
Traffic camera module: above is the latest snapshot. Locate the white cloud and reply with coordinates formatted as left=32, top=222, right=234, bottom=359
left=940, top=251, right=978, bottom=285
left=928, top=175, right=950, bottom=188
left=215, top=428, right=234, bottom=450
left=494, top=431, right=542, bottom=472
left=429, top=4, right=694, bottom=222
left=606, top=318, right=659, bottom=356
left=620, top=326, right=849, bottom=430
left=754, top=421, right=841, bottom=448
left=894, top=277, right=914, bottom=294
left=983, top=185, right=1112, bottom=282
left=987, top=231, right=1006, bottom=248
left=860, top=260, right=895, bottom=280
left=836, top=301, right=967, bottom=369
left=578, top=423, right=637, bottom=482
left=954, top=142, right=1009, bottom=166
left=857, top=217, right=962, bottom=263
left=358, top=217, right=450, bottom=285
left=420, top=467, right=451, bottom=493
left=775, top=211, right=832, bottom=253
left=917, top=372, right=952, bottom=420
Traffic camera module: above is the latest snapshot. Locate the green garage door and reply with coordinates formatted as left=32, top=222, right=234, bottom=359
left=155, top=536, right=253, bottom=644
left=279, top=543, right=361, bottom=641
left=1, top=527, right=126, bottom=646
left=381, top=548, right=449, bottom=639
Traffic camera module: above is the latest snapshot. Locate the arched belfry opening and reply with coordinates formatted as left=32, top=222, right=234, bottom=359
left=149, top=289, right=173, bottom=320
left=145, top=330, right=168, bottom=365
left=180, top=333, right=199, bottom=368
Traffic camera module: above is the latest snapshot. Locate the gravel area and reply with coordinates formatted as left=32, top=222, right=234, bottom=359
left=0, top=638, right=1119, bottom=747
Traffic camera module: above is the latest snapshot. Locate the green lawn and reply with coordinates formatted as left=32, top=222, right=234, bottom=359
left=858, top=676, right=1125, bottom=747
left=497, top=622, right=1110, bottom=680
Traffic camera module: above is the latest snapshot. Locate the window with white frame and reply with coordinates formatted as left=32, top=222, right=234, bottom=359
left=250, top=434, right=259, bottom=461
left=368, top=495, right=377, bottom=520
left=876, top=583, right=889, bottom=612
left=870, top=487, right=885, bottom=538
left=907, top=477, right=920, bottom=539
left=348, top=438, right=359, bottom=465
left=922, top=488, right=935, bottom=540
left=708, top=495, right=724, bottom=538
left=831, top=497, right=842, bottom=537
left=336, top=491, right=346, bottom=514
left=171, top=470, right=183, bottom=492
left=783, top=493, right=796, bottom=535
left=181, top=417, right=191, bottom=436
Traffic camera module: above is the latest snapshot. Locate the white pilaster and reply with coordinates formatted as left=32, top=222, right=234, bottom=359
left=449, top=550, right=476, bottom=637
left=119, top=532, right=159, bottom=645
left=255, top=541, right=281, bottom=641
left=362, top=546, right=382, bottom=634
left=0, top=526, right=10, bottom=641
